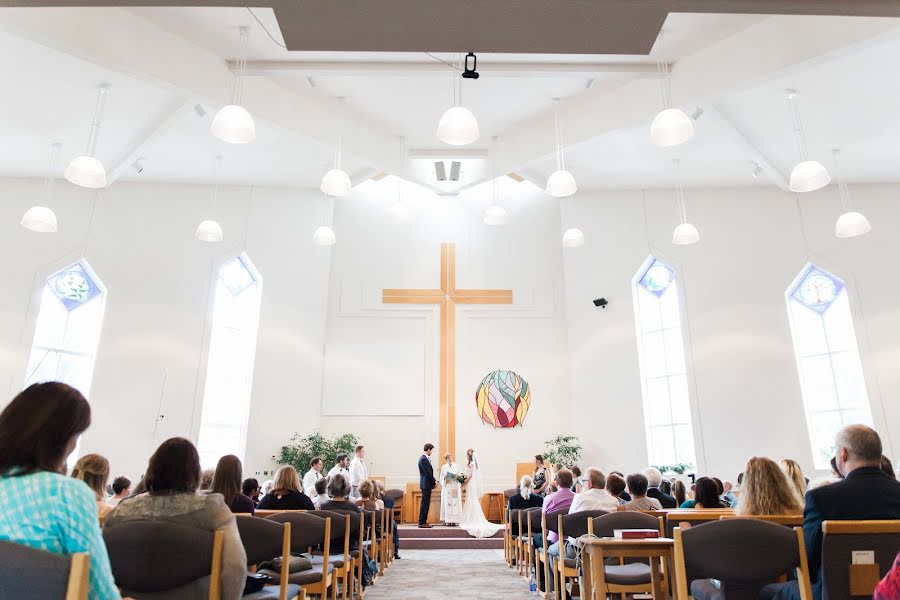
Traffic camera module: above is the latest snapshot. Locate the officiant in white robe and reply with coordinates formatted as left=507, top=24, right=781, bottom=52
left=439, top=453, right=463, bottom=526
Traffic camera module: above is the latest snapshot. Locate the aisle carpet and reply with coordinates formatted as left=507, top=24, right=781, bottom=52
left=365, top=550, right=535, bottom=600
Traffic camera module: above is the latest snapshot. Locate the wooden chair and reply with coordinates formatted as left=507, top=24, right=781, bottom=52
left=555, top=510, right=610, bottom=600
left=264, top=512, right=334, bottom=600
left=255, top=509, right=308, bottom=518
left=719, top=514, right=804, bottom=527
left=506, top=508, right=521, bottom=571
left=236, top=515, right=303, bottom=600
left=524, top=508, right=544, bottom=583
left=536, top=510, right=567, bottom=598
left=0, top=541, right=89, bottom=600
left=309, top=511, right=353, bottom=600
left=672, top=519, right=813, bottom=600
left=664, top=509, right=733, bottom=537
left=385, top=489, right=404, bottom=523
left=589, top=511, right=667, bottom=599
left=103, top=521, right=225, bottom=599
left=820, top=520, right=900, bottom=600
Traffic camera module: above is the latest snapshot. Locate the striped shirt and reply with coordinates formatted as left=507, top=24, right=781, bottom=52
left=0, top=470, right=120, bottom=599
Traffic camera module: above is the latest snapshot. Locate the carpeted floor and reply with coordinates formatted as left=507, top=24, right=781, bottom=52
left=364, top=550, right=535, bottom=600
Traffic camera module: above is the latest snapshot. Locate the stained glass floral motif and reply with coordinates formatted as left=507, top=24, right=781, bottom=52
left=638, top=259, right=675, bottom=296
left=220, top=256, right=256, bottom=296
left=49, top=263, right=103, bottom=311
left=475, top=370, right=531, bottom=428
left=791, top=265, right=843, bottom=314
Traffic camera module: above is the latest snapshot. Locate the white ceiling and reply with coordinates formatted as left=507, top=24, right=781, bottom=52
left=1, top=7, right=900, bottom=192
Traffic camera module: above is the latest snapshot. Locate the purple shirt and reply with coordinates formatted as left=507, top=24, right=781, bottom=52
left=542, top=488, right=575, bottom=543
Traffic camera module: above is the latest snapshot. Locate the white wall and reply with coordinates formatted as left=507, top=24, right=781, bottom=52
left=0, top=178, right=332, bottom=480
left=562, top=184, right=900, bottom=480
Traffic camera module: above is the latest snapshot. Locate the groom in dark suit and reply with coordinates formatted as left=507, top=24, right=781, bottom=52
left=418, top=443, right=436, bottom=528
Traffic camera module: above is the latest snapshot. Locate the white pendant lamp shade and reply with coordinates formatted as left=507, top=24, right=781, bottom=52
left=195, top=220, right=224, bottom=242
left=650, top=108, right=695, bottom=148
left=484, top=205, right=509, bottom=226
left=320, top=168, right=352, bottom=197
left=437, top=106, right=480, bottom=146
left=790, top=160, right=830, bottom=193
left=313, top=225, right=336, bottom=246
left=835, top=211, right=871, bottom=238
left=546, top=169, right=577, bottom=198
left=562, top=228, right=585, bottom=248
left=20, top=206, right=58, bottom=233
left=65, top=155, right=107, bottom=189
left=672, top=222, right=700, bottom=245
left=210, top=105, right=256, bottom=144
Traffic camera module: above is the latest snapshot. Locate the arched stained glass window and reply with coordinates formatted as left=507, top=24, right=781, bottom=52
left=786, top=264, right=873, bottom=469
left=632, top=256, right=697, bottom=469
left=197, top=254, right=262, bottom=468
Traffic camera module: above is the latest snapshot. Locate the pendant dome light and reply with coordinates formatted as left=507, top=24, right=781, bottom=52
left=437, top=54, right=479, bottom=146
left=786, top=89, right=830, bottom=193
left=22, top=143, right=62, bottom=233
left=562, top=228, right=585, bottom=248
left=313, top=195, right=336, bottom=246
left=484, top=178, right=508, bottom=226
left=194, top=154, right=225, bottom=242
left=672, top=159, right=699, bottom=245
left=211, top=27, right=256, bottom=144
left=320, top=97, right=352, bottom=197
left=831, top=149, right=871, bottom=239
left=65, top=85, right=110, bottom=188
left=546, top=98, right=577, bottom=198
left=650, top=31, right=693, bottom=148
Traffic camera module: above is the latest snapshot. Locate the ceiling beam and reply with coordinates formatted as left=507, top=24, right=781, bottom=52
left=408, top=148, right=489, bottom=159
left=232, top=60, right=665, bottom=78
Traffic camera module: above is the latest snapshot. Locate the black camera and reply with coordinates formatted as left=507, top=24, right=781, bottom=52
left=593, top=298, right=608, bottom=308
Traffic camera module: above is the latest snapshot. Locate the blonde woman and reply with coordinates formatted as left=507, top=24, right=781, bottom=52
left=71, top=453, right=112, bottom=518
left=508, top=475, right=544, bottom=510
left=257, top=465, right=314, bottom=510
left=780, top=459, right=807, bottom=499
left=736, top=457, right=804, bottom=516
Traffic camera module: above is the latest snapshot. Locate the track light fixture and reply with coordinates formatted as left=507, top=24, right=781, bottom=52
left=462, top=52, right=479, bottom=79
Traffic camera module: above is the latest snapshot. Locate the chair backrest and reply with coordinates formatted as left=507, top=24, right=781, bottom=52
left=543, top=509, right=567, bottom=535
left=236, top=515, right=287, bottom=565
left=504, top=488, right=519, bottom=500
left=103, top=520, right=223, bottom=594
left=821, top=520, right=900, bottom=600
left=675, top=519, right=810, bottom=600
left=665, top=509, right=733, bottom=537
left=309, top=510, right=348, bottom=541
left=0, top=541, right=88, bottom=600
left=254, top=509, right=306, bottom=518
left=385, top=489, right=404, bottom=503
left=527, top=508, right=544, bottom=533
left=561, top=510, right=610, bottom=539
left=267, top=511, right=330, bottom=551
left=720, top=514, right=804, bottom=527
left=591, top=511, right=661, bottom=538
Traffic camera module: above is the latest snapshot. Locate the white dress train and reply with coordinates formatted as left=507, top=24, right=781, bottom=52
left=459, top=454, right=504, bottom=539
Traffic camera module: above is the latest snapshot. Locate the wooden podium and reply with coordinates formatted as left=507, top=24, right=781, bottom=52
left=401, top=482, right=507, bottom=524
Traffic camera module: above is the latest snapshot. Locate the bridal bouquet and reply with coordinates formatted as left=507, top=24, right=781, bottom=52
left=455, top=473, right=467, bottom=484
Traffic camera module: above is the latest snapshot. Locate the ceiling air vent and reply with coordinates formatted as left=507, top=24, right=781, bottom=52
left=434, top=161, right=462, bottom=183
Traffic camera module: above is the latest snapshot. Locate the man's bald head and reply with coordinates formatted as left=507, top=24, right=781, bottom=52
left=835, top=424, right=882, bottom=475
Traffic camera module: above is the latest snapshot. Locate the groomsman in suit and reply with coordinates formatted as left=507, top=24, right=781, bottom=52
left=418, top=443, right=436, bottom=528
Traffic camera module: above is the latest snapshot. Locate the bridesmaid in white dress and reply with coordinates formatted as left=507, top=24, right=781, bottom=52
left=439, top=453, right=463, bottom=526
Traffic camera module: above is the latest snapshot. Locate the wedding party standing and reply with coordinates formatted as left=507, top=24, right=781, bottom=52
left=349, top=445, right=368, bottom=498
left=418, top=443, right=436, bottom=528
left=439, top=453, right=463, bottom=526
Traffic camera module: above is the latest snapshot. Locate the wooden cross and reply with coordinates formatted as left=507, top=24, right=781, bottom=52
left=383, top=243, right=513, bottom=459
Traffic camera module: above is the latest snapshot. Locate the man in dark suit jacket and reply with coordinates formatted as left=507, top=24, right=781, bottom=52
left=418, top=443, right=436, bottom=528
left=766, top=425, right=900, bottom=600
left=643, top=467, right=677, bottom=508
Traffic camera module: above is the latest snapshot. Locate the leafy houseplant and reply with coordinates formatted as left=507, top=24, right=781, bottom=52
left=652, top=462, right=693, bottom=475
left=277, top=430, right=360, bottom=474
left=543, top=435, right=583, bottom=469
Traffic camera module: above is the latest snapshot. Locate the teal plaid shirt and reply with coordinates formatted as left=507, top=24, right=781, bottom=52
left=0, top=470, right=120, bottom=599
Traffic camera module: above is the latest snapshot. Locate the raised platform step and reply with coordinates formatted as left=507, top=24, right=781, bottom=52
left=398, top=525, right=503, bottom=539
left=397, top=525, right=504, bottom=549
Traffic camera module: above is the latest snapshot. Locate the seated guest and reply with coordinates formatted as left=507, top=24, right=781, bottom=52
left=257, top=465, right=315, bottom=511
left=882, top=455, right=897, bottom=480
left=659, top=479, right=673, bottom=497
left=261, top=478, right=274, bottom=496
left=569, top=467, right=619, bottom=513
left=736, top=457, right=803, bottom=516
left=571, top=466, right=584, bottom=493
left=533, top=455, right=550, bottom=496
left=311, top=478, right=329, bottom=509
left=780, top=458, right=807, bottom=499
left=241, top=477, right=260, bottom=506
left=875, top=553, right=900, bottom=600
left=375, top=480, right=401, bottom=559
left=622, top=473, right=663, bottom=511
left=71, top=453, right=112, bottom=518
left=106, top=436, right=246, bottom=599
left=541, top=468, right=575, bottom=593
left=355, top=480, right=383, bottom=510
left=508, top=475, right=545, bottom=510
left=765, top=425, right=900, bottom=600
left=679, top=477, right=724, bottom=509
left=672, top=480, right=687, bottom=507
left=106, top=475, right=131, bottom=508
left=605, top=473, right=627, bottom=505
left=722, top=480, right=736, bottom=507
left=321, top=474, right=360, bottom=513
left=199, top=468, right=215, bottom=491
left=711, top=477, right=729, bottom=506
left=643, top=467, right=677, bottom=508
left=0, top=382, right=120, bottom=599
left=211, top=454, right=255, bottom=515
left=609, top=471, right=631, bottom=501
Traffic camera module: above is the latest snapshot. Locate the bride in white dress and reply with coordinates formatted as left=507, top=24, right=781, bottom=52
left=459, top=449, right=505, bottom=539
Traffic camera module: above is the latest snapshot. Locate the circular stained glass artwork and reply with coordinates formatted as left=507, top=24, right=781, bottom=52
left=797, top=273, right=838, bottom=309
left=475, top=370, right=531, bottom=429
left=642, top=263, right=673, bottom=293
left=54, top=270, right=91, bottom=304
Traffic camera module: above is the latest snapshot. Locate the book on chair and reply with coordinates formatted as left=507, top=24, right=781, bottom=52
left=613, top=529, right=660, bottom=539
